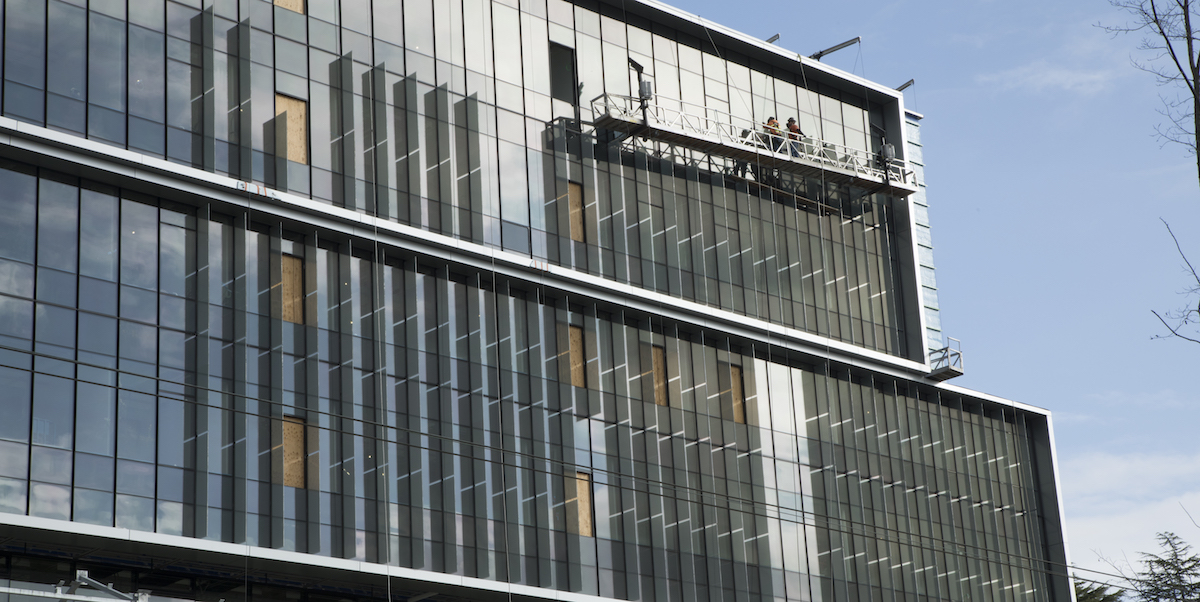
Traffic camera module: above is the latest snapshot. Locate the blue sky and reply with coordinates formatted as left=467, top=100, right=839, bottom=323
left=662, top=0, right=1200, bottom=589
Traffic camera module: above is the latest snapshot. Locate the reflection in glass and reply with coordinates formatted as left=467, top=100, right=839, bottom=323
left=0, top=477, right=27, bottom=514
left=76, top=382, right=116, bottom=455
left=89, top=12, right=127, bottom=111
left=31, top=373, right=74, bottom=448
left=29, top=482, right=71, bottom=520
left=117, top=391, right=156, bottom=462
left=0, top=166, right=37, bottom=264
left=115, top=494, right=154, bottom=531
left=74, top=488, right=114, bottom=526
left=30, top=446, right=72, bottom=485
left=5, top=0, right=47, bottom=89
left=80, top=188, right=121, bottom=281
left=0, top=440, right=28, bottom=479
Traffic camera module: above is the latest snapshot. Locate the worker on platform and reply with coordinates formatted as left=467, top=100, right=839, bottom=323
left=763, top=117, right=784, bottom=152
left=787, top=118, right=804, bottom=157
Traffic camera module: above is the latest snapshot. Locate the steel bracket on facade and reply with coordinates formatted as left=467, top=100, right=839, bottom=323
left=51, top=570, right=151, bottom=602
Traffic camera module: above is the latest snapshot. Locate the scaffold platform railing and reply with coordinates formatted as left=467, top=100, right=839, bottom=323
left=591, top=93, right=917, bottom=196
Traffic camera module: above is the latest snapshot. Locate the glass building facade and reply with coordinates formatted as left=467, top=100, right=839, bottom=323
left=0, top=0, right=1070, bottom=601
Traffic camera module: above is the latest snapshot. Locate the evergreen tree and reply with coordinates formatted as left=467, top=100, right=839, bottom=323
left=1074, top=577, right=1124, bottom=602
left=1131, top=532, right=1200, bottom=602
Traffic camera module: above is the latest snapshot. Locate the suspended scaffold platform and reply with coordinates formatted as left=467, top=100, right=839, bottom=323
left=591, top=94, right=918, bottom=197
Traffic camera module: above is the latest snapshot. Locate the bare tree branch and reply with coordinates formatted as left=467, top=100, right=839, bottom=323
left=1152, top=309, right=1200, bottom=343
left=1163, top=218, right=1200, bottom=282
left=1147, top=219, right=1200, bottom=344
left=1181, top=503, right=1200, bottom=530
left=1105, top=3, right=1200, bottom=345
left=1103, top=0, right=1200, bottom=183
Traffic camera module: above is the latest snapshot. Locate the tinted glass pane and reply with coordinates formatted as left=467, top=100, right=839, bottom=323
left=74, top=488, right=114, bottom=525
left=78, top=277, right=118, bottom=314
left=88, top=11, right=127, bottom=111
left=117, top=391, right=155, bottom=461
left=129, top=25, right=165, bottom=120
left=0, top=166, right=38, bottom=263
left=29, top=482, right=70, bottom=519
left=74, top=453, right=114, bottom=490
left=78, top=313, right=117, bottom=357
left=115, top=493, right=154, bottom=531
left=0, top=259, right=35, bottom=298
left=31, top=373, right=74, bottom=448
left=36, top=178, right=79, bottom=272
left=120, top=200, right=159, bottom=289
left=0, top=477, right=28, bottom=514
left=0, top=295, right=33, bottom=341
left=46, top=0, right=86, bottom=99
left=5, top=0, right=47, bottom=88
left=79, top=188, right=120, bottom=281
left=119, top=321, right=157, bottom=363
left=34, top=304, right=76, bottom=348
left=116, top=459, right=155, bottom=496
left=4, top=81, right=45, bottom=123
left=35, top=268, right=77, bottom=307
left=0, top=440, right=28, bottom=478
left=549, top=43, right=576, bottom=104
left=30, top=446, right=72, bottom=484
left=88, top=104, right=127, bottom=144
left=403, top=0, right=432, bottom=55
left=159, top=223, right=192, bottom=297
left=47, top=93, right=86, bottom=133
left=75, top=382, right=116, bottom=455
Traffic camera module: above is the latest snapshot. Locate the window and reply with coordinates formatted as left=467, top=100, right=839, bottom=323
left=652, top=344, right=667, bottom=406
left=566, top=471, right=593, bottom=537
left=280, top=253, right=304, bottom=324
left=567, top=181, right=584, bottom=243
left=549, top=43, right=577, bottom=104
left=275, top=416, right=313, bottom=489
left=274, top=0, right=304, bottom=14
left=275, top=94, right=308, bottom=164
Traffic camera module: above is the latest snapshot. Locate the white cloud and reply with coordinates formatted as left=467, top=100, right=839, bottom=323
left=1060, top=451, right=1200, bottom=587
left=976, top=59, right=1118, bottom=95
left=1061, top=451, right=1200, bottom=504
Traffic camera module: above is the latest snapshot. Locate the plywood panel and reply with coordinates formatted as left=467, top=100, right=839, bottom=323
left=652, top=344, right=667, bottom=407
left=731, top=364, right=745, bottom=424
left=282, top=416, right=306, bottom=488
left=569, top=324, right=585, bottom=388
left=276, top=94, right=308, bottom=164
left=274, top=0, right=304, bottom=13
left=567, top=471, right=593, bottom=537
left=281, top=253, right=304, bottom=324
left=568, top=181, right=584, bottom=242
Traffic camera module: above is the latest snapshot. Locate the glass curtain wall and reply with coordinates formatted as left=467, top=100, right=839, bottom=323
left=0, top=0, right=910, bottom=358
left=0, top=159, right=1056, bottom=602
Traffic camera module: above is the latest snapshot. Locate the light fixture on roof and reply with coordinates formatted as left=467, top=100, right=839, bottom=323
left=766, top=33, right=780, bottom=44
left=809, top=36, right=861, bottom=61
left=896, top=79, right=915, bottom=91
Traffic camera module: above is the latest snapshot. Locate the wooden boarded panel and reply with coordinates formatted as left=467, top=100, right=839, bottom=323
left=282, top=416, right=306, bottom=488
left=568, top=181, right=584, bottom=242
left=274, top=0, right=304, bottom=13
left=275, top=94, right=308, bottom=164
left=730, top=364, right=745, bottom=424
left=567, top=471, right=593, bottom=537
left=281, top=254, right=304, bottom=324
left=652, top=345, right=667, bottom=407
left=569, top=324, right=585, bottom=388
